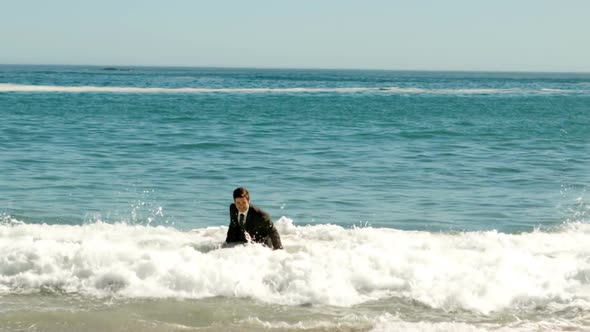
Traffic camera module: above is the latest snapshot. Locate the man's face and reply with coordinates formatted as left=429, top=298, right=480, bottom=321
left=234, top=197, right=250, bottom=213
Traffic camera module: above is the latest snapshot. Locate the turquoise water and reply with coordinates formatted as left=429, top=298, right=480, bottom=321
left=2, top=66, right=589, bottom=231
left=1, top=65, right=589, bottom=331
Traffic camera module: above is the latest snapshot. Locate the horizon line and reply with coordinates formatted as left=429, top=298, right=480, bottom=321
left=1, top=62, right=589, bottom=75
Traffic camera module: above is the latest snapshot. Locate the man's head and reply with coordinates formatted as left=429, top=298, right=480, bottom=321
left=233, top=187, right=250, bottom=213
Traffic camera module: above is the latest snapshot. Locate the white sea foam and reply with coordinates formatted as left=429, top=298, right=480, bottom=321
left=1, top=218, right=590, bottom=315
left=0, top=83, right=367, bottom=94
left=367, top=313, right=590, bottom=332
left=213, top=312, right=590, bottom=332
left=0, top=83, right=586, bottom=95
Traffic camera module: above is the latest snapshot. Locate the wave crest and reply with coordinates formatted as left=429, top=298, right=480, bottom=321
left=1, top=218, right=589, bottom=314
left=1, top=83, right=588, bottom=95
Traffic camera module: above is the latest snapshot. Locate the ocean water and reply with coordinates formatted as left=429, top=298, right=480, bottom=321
left=1, top=65, right=589, bottom=331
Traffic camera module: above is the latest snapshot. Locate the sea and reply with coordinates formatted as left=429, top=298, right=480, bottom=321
left=1, top=65, right=589, bottom=331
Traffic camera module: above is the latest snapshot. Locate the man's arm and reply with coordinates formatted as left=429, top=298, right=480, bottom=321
left=269, top=225, right=283, bottom=250
left=260, top=211, right=283, bottom=250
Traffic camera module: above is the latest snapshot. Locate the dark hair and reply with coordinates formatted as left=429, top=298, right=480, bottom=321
left=233, top=187, right=250, bottom=200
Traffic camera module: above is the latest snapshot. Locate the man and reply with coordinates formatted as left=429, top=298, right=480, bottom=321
left=225, top=187, right=283, bottom=250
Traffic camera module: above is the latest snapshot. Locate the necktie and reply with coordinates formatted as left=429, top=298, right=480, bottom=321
left=239, top=213, right=245, bottom=227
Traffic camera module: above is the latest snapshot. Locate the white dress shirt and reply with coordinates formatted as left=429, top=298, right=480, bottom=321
left=238, top=209, right=249, bottom=226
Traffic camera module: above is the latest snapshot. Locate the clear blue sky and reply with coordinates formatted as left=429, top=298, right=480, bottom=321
left=1, top=0, right=588, bottom=72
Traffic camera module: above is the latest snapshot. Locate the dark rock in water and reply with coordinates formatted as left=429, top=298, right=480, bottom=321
left=102, top=67, right=129, bottom=71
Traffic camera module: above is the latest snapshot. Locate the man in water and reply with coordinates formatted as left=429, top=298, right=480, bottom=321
left=225, top=187, right=283, bottom=250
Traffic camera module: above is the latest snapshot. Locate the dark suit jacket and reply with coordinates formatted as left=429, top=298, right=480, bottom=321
left=225, top=203, right=283, bottom=250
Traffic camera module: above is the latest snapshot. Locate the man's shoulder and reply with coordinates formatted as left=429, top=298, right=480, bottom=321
left=249, top=204, right=269, bottom=216
left=229, top=203, right=266, bottom=214
left=248, top=204, right=262, bottom=212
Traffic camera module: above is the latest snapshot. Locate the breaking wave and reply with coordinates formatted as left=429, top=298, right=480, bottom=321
left=1, top=216, right=590, bottom=315
left=1, top=83, right=588, bottom=95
